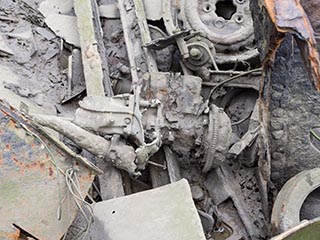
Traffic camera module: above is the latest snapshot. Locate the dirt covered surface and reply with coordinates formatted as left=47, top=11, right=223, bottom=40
left=2, top=0, right=320, bottom=239
left=0, top=0, right=74, bottom=116
left=268, top=36, right=320, bottom=188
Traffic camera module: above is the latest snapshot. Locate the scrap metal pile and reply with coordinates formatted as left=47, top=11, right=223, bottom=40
left=1, top=0, right=320, bottom=239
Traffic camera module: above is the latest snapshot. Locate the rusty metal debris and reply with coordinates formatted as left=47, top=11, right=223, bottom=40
left=1, top=0, right=320, bottom=239
left=0, top=100, right=95, bottom=239
left=254, top=0, right=320, bottom=91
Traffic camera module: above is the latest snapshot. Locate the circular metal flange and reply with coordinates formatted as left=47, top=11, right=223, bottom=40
left=202, top=104, right=232, bottom=172
left=271, top=168, right=320, bottom=235
left=184, top=36, right=217, bottom=71
left=179, top=0, right=258, bottom=64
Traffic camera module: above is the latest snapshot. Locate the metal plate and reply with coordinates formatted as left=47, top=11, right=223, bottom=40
left=0, top=100, right=94, bottom=240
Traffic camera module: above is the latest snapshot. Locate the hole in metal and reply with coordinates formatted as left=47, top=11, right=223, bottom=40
left=203, top=3, right=213, bottom=12
left=215, top=0, right=237, bottom=20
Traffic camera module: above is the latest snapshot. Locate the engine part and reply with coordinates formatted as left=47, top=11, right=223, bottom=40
left=202, top=104, right=232, bottom=172
left=271, top=168, right=320, bottom=234
left=74, top=95, right=145, bottom=145
left=178, top=0, right=259, bottom=64
left=184, top=36, right=219, bottom=71
left=32, top=113, right=139, bottom=175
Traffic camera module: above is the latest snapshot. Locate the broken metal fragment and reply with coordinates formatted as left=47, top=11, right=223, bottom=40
left=164, top=145, right=181, bottom=183
left=0, top=101, right=94, bottom=240
left=45, top=14, right=80, bottom=47
left=254, top=0, right=320, bottom=91
left=88, top=179, right=206, bottom=240
left=62, top=49, right=86, bottom=103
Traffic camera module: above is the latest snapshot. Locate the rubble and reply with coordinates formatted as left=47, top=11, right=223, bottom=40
left=1, top=0, right=320, bottom=239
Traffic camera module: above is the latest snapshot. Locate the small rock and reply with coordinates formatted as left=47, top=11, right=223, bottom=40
left=272, top=130, right=284, bottom=140
left=191, top=184, right=205, bottom=201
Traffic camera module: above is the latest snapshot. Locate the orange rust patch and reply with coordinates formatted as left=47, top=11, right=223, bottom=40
left=0, top=229, right=20, bottom=240
left=159, top=88, right=168, bottom=95
left=12, top=157, right=19, bottom=163
left=11, top=155, right=47, bottom=173
left=263, top=0, right=320, bottom=91
left=7, top=119, right=16, bottom=129
left=5, top=144, right=11, bottom=151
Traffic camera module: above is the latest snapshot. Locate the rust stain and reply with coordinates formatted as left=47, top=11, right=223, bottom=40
left=49, top=167, right=53, bottom=176
left=8, top=119, right=16, bottom=129
left=0, top=229, right=20, bottom=240
left=5, top=144, right=11, bottom=151
left=11, top=156, right=47, bottom=173
left=263, top=0, right=320, bottom=91
left=12, top=157, right=19, bottom=164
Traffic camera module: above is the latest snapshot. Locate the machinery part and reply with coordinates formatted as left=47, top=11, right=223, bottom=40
left=148, top=25, right=175, bottom=72
left=32, top=112, right=139, bottom=175
left=75, top=95, right=145, bottom=145
left=132, top=0, right=158, bottom=73
left=146, top=28, right=190, bottom=51
left=271, top=168, right=320, bottom=234
left=184, top=36, right=219, bottom=71
left=107, top=135, right=138, bottom=176
left=162, top=0, right=190, bottom=59
left=178, top=0, right=259, bottom=64
left=136, top=131, right=162, bottom=169
left=202, top=104, right=232, bottom=172
left=0, top=100, right=94, bottom=240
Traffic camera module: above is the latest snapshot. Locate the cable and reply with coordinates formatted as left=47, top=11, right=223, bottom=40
left=311, top=129, right=320, bottom=141
left=231, top=112, right=253, bottom=126
left=207, top=68, right=262, bottom=100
